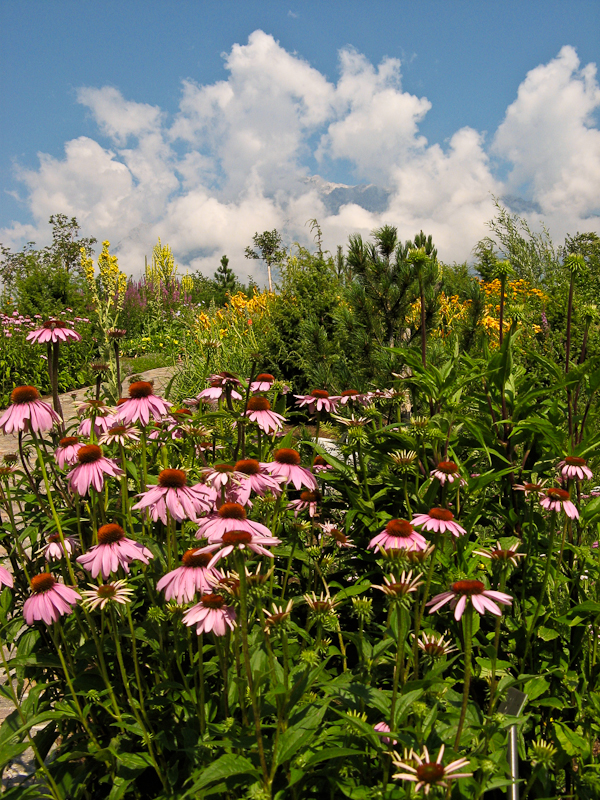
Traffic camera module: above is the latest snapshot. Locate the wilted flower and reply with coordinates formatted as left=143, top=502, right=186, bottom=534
left=513, top=481, right=546, bottom=496
left=374, top=571, right=423, bottom=599
left=392, top=744, right=472, bottom=794
left=99, top=424, right=140, bottom=446
left=81, top=580, right=133, bottom=610
left=417, top=631, right=457, bottom=658
left=264, top=599, right=294, bottom=632
left=320, top=522, right=355, bottom=549
left=474, top=542, right=524, bottom=567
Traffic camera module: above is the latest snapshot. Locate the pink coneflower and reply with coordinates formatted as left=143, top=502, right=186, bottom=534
left=430, top=461, right=466, bottom=486
left=411, top=508, right=466, bottom=537
left=81, top=580, right=133, bottom=611
left=42, top=533, right=78, bottom=561
left=0, top=565, right=13, bottom=589
left=76, top=523, right=153, bottom=579
left=234, top=459, right=283, bottom=496
left=99, top=424, right=140, bottom=446
left=294, top=389, right=340, bottom=414
left=0, top=386, right=61, bottom=435
left=392, top=745, right=472, bottom=794
left=117, top=381, right=172, bottom=427
left=68, top=444, right=123, bottom=495
left=76, top=399, right=117, bottom=437
left=312, top=455, right=333, bottom=474
left=183, top=593, right=237, bottom=636
left=26, top=319, right=81, bottom=344
left=55, top=436, right=83, bottom=469
left=558, top=456, right=593, bottom=481
left=288, top=490, right=321, bottom=518
left=23, top=573, right=80, bottom=625
left=427, top=580, right=512, bottom=620
left=132, top=469, right=216, bottom=523
left=320, top=522, right=355, bottom=549
left=338, top=389, right=371, bottom=407
left=373, top=721, right=397, bottom=745
left=245, top=396, right=286, bottom=434
left=474, top=542, right=524, bottom=567
left=157, top=550, right=223, bottom=603
left=540, top=487, right=579, bottom=519
left=197, top=372, right=243, bottom=402
left=369, top=519, right=428, bottom=552
left=264, top=448, right=318, bottom=491
left=195, top=528, right=282, bottom=567
left=250, top=373, right=275, bottom=392
left=200, top=463, right=250, bottom=504
left=195, top=502, right=274, bottom=542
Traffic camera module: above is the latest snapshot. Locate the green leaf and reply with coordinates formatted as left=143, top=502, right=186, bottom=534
left=187, top=754, right=258, bottom=792
left=537, top=626, right=560, bottom=642
left=305, top=747, right=361, bottom=767
left=523, top=676, right=549, bottom=701
left=553, top=722, right=590, bottom=760
left=276, top=703, right=327, bottom=766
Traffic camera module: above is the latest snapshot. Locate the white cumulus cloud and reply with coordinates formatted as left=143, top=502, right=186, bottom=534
left=2, top=33, right=599, bottom=280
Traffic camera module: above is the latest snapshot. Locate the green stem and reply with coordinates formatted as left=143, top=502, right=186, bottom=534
left=389, top=603, right=407, bottom=732
left=522, top=513, right=557, bottom=670
left=454, top=604, right=474, bottom=749
left=236, top=551, right=270, bottom=788
left=0, top=639, right=65, bottom=800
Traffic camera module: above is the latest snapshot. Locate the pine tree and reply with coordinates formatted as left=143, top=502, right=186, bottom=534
left=213, top=255, right=237, bottom=304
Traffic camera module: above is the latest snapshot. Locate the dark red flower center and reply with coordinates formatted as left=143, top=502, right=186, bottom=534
left=416, top=762, right=445, bottom=784
left=158, top=469, right=187, bottom=488
left=171, top=408, right=192, bottom=417
left=214, top=463, right=233, bottom=473
left=341, top=389, right=359, bottom=397
left=59, top=436, right=79, bottom=448
left=128, top=381, right=153, bottom=399
left=546, top=487, right=570, bottom=501
left=437, top=461, right=458, bottom=474
left=77, top=444, right=103, bottom=464
left=42, top=319, right=66, bottom=329
left=452, top=579, right=485, bottom=596
left=218, top=503, right=247, bottom=520
left=330, top=529, right=346, bottom=542
left=423, top=642, right=445, bottom=656
left=313, top=456, right=327, bottom=467
left=429, top=508, right=454, bottom=521
left=210, top=380, right=222, bottom=388
left=11, top=385, right=40, bottom=404
left=310, top=389, right=329, bottom=399
left=87, top=399, right=106, bottom=409
left=255, top=373, right=274, bottom=382
left=385, top=519, right=414, bottom=537
left=220, top=371, right=237, bottom=380
left=235, top=459, right=261, bottom=475
left=182, top=549, right=212, bottom=568
left=248, top=396, right=271, bottom=411
left=98, top=524, right=125, bottom=544
left=565, top=456, right=586, bottom=466
left=274, top=448, right=301, bottom=465
left=48, top=533, right=62, bottom=543
left=108, top=425, right=127, bottom=435
left=97, top=584, right=117, bottom=598
left=116, top=398, right=128, bottom=406
left=300, top=491, right=319, bottom=502
left=31, top=573, right=56, bottom=593
left=201, top=593, right=225, bottom=608
left=222, top=530, right=253, bottom=546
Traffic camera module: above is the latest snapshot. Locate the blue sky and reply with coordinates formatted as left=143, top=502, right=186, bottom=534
left=1, top=0, right=599, bottom=278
